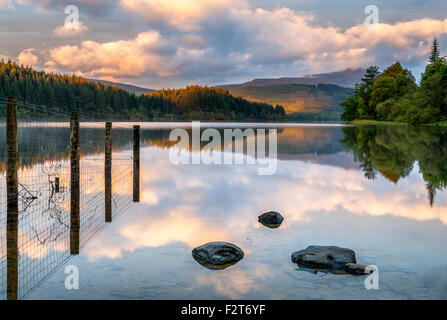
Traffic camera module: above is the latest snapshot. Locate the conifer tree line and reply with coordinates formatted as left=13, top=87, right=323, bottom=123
left=0, top=60, right=286, bottom=121
left=341, top=38, right=447, bottom=124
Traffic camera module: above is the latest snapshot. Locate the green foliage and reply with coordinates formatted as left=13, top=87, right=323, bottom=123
left=341, top=66, right=380, bottom=121
left=341, top=125, right=447, bottom=205
left=429, top=37, right=441, bottom=64
left=340, top=94, right=358, bottom=121
left=341, top=38, right=447, bottom=125
left=0, top=60, right=286, bottom=121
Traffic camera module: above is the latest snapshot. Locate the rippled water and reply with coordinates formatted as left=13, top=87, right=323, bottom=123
left=1, top=123, right=446, bottom=299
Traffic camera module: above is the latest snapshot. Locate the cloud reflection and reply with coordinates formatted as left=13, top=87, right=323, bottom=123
left=190, top=265, right=272, bottom=299
left=82, top=145, right=447, bottom=262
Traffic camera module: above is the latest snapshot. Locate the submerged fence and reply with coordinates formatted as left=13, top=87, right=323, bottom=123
left=0, top=97, right=141, bottom=300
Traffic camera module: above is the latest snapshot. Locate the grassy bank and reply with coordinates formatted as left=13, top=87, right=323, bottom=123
left=349, top=119, right=447, bottom=126
left=348, top=120, right=409, bottom=125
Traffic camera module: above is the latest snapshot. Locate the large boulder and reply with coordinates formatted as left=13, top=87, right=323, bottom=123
left=258, top=211, right=284, bottom=229
left=192, top=242, right=244, bottom=270
left=291, top=246, right=356, bottom=271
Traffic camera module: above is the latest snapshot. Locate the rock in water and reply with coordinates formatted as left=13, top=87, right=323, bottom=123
left=291, top=246, right=356, bottom=271
left=258, top=211, right=284, bottom=228
left=345, top=263, right=368, bottom=275
left=192, top=242, right=244, bottom=270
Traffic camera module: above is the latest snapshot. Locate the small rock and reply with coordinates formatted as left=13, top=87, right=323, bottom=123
left=192, top=242, right=244, bottom=270
left=345, top=263, right=369, bottom=275
left=258, top=211, right=284, bottom=229
left=291, top=245, right=356, bottom=271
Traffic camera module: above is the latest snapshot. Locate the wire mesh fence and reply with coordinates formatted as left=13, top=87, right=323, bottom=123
left=0, top=98, right=138, bottom=300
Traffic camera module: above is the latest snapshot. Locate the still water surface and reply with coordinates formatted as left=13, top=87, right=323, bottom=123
left=1, top=123, right=446, bottom=299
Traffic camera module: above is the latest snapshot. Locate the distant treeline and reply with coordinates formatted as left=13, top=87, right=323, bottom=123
left=288, top=110, right=343, bottom=122
left=341, top=38, right=447, bottom=124
left=0, top=60, right=286, bottom=121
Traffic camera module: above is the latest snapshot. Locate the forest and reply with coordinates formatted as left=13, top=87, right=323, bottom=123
left=341, top=38, right=447, bottom=125
left=340, top=125, right=447, bottom=206
left=0, top=60, right=286, bottom=121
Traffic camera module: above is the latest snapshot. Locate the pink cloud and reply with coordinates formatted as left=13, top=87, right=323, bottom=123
left=48, top=31, right=175, bottom=80
left=53, top=21, right=88, bottom=37
left=17, top=48, right=40, bottom=67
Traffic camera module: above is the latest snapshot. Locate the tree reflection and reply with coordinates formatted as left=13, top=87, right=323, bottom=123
left=341, top=125, right=447, bottom=206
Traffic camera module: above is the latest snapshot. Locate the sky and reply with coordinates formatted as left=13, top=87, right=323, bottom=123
left=1, top=0, right=447, bottom=89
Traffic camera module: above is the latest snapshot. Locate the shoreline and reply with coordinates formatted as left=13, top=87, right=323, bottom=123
left=349, top=120, right=447, bottom=126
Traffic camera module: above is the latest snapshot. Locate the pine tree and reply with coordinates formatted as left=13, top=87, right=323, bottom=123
left=426, top=183, right=436, bottom=207
left=429, top=37, right=440, bottom=64
left=361, top=66, right=380, bottom=88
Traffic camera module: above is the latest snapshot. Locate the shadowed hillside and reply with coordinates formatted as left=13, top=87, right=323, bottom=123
left=216, top=69, right=358, bottom=120
left=225, top=83, right=352, bottom=115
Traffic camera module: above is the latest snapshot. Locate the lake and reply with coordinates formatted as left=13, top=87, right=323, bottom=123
left=0, top=123, right=446, bottom=300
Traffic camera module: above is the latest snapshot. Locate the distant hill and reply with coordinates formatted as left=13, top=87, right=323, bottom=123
left=216, top=69, right=360, bottom=119
left=86, top=78, right=155, bottom=95
left=219, top=68, right=364, bottom=90
left=304, top=68, right=365, bottom=88
left=221, top=77, right=333, bottom=89
left=218, top=83, right=352, bottom=117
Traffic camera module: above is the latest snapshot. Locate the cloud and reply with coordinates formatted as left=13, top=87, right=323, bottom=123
left=227, top=7, right=446, bottom=72
left=182, top=34, right=208, bottom=49
left=3, top=135, right=447, bottom=265
left=53, top=21, right=88, bottom=37
left=4, top=0, right=447, bottom=88
left=17, top=48, right=40, bottom=67
left=191, top=265, right=272, bottom=299
left=120, top=0, right=247, bottom=32
left=40, top=0, right=447, bottom=85
left=16, top=0, right=118, bottom=15
left=48, top=31, right=177, bottom=80
left=74, top=145, right=447, bottom=262
left=0, top=0, right=15, bottom=9
left=345, top=18, right=447, bottom=50
left=25, top=0, right=447, bottom=86
left=42, top=60, right=58, bottom=73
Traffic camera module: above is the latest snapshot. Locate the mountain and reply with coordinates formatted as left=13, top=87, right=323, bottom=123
left=219, top=68, right=364, bottom=90
left=221, top=77, right=333, bottom=89
left=304, top=68, right=365, bottom=88
left=86, top=78, right=155, bottom=95
left=221, top=83, right=352, bottom=115
left=216, top=69, right=360, bottom=118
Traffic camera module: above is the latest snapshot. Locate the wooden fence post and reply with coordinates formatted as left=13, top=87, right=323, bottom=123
left=6, top=96, right=18, bottom=300
left=105, top=122, right=112, bottom=222
left=70, top=112, right=80, bottom=255
left=133, top=125, right=140, bottom=203
left=55, top=177, right=60, bottom=193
